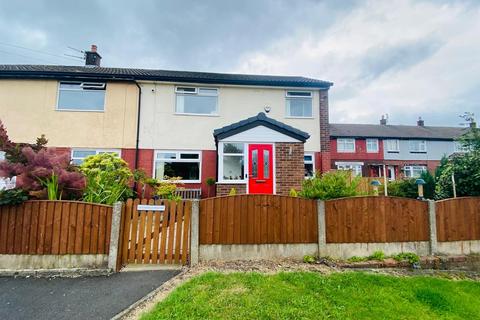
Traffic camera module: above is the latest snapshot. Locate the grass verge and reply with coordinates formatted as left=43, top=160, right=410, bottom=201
left=141, top=271, right=480, bottom=319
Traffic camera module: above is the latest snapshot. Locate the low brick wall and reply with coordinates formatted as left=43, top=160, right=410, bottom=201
left=216, top=183, right=246, bottom=196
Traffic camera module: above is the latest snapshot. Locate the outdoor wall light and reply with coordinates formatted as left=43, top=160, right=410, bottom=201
left=415, top=178, right=426, bottom=200
left=370, top=180, right=382, bottom=196
left=264, top=106, right=271, bottom=113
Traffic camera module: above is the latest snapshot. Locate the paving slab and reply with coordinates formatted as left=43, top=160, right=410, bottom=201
left=0, top=270, right=180, bottom=320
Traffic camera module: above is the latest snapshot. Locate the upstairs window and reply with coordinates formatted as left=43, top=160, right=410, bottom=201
left=385, top=139, right=400, bottom=152
left=304, top=153, right=315, bottom=178
left=337, top=138, right=355, bottom=153
left=57, top=82, right=106, bottom=111
left=175, top=87, right=218, bottom=115
left=366, top=139, right=379, bottom=153
left=71, top=149, right=120, bottom=165
left=286, top=91, right=312, bottom=117
left=409, top=140, right=427, bottom=153
left=154, top=150, right=201, bottom=183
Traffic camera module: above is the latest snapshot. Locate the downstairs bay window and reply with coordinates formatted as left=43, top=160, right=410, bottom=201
left=218, top=142, right=246, bottom=183
left=403, top=165, right=427, bottom=178
left=154, top=151, right=201, bottom=183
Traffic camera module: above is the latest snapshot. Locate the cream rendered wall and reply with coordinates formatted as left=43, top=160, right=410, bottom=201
left=139, top=82, right=321, bottom=151
left=0, top=79, right=138, bottom=148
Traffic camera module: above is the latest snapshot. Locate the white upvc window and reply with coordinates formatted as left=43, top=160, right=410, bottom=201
left=285, top=91, right=312, bottom=117
left=154, top=150, right=201, bottom=183
left=385, top=139, right=400, bottom=152
left=366, top=139, right=379, bottom=153
left=337, top=138, right=355, bottom=153
left=409, top=140, right=427, bottom=153
left=71, top=149, right=121, bottom=165
left=218, top=142, right=246, bottom=183
left=454, top=141, right=471, bottom=153
left=175, top=87, right=218, bottom=115
left=0, top=151, right=5, bottom=160
left=336, top=162, right=363, bottom=177
left=57, top=81, right=106, bottom=111
left=304, top=153, right=315, bottom=178
left=403, top=165, right=427, bottom=178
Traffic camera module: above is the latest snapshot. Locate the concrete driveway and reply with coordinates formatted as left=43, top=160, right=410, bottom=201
left=0, top=270, right=180, bottom=320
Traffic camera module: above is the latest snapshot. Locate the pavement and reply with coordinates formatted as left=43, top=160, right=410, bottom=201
left=0, top=270, right=180, bottom=320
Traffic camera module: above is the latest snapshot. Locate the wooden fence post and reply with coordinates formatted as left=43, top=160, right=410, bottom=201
left=108, top=201, right=123, bottom=271
left=428, top=200, right=437, bottom=255
left=317, top=200, right=327, bottom=257
left=190, top=200, right=200, bottom=266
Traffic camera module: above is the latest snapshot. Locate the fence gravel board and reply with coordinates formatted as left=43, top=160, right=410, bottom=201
left=0, top=200, right=113, bottom=255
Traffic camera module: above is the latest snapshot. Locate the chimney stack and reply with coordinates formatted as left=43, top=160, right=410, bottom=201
left=417, top=117, right=424, bottom=127
left=380, top=115, right=387, bottom=125
left=85, top=44, right=102, bottom=67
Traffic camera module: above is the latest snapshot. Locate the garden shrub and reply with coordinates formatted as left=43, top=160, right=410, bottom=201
left=156, top=176, right=183, bottom=201
left=299, top=170, right=359, bottom=200
left=0, top=188, right=28, bottom=206
left=387, top=171, right=435, bottom=199
left=368, top=250, right=385, bottom=261
left=80, top=153, right=133, bottom=205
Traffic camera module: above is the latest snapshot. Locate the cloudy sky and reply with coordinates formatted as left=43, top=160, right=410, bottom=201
left=0, top=0, right=479, bottom=126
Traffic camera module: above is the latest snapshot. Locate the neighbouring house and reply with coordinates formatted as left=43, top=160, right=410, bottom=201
left=330, top=116, right=470, bottom=180
left=0, top=45, right=333, bottom=197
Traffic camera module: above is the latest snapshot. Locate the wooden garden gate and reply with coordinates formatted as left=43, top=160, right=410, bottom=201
left=118, top=199, right=191, bottom=267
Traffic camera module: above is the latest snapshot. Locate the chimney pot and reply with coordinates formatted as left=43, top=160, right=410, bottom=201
left=90, top=45, right=97, bottom=52
left=380, top=115, right=387, bottom=125
left=417, top=117, right=425, bottom=127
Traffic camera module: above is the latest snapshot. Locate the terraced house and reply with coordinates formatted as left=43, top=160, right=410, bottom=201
left=330, top=117, right=470, bottom=180
left=0, top=46, right=333, bottom=198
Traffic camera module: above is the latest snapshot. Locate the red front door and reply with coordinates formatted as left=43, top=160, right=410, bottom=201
left=248, top=144, right=273, bottom=194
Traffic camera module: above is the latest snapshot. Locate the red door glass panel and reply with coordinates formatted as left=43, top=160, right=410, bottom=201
left=248, top=144, right=273, bottom=194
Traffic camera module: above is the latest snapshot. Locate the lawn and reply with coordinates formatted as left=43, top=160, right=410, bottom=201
left=141, top=272, right=480, bottom=320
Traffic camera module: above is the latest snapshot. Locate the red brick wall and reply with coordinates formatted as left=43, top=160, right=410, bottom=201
left=319, top=89, right=331, bottom=172
left=275, top=142, right=304, bottom=195
left=216, top=183, right=246, bottom=196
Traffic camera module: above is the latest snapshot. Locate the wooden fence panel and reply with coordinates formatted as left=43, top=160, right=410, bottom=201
left=0, top=201, right=113, bottom=255
left=325, top=196, right=429, bottom=243
left=199, top=195, right=318, bottom=244
left=436, top=197, right=480, bottom=241
left=119, top=199, right=191, bottom=266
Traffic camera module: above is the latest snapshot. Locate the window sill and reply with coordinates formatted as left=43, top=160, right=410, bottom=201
left=409, top=151, right=427, bottom=154
left=387, top=151, right=400, bottom=153
left=56, top=108, right=105, bottom=112
left=337, top=151, right=356, bottom=153
left=366, top=151, right=379, bottom=153
left=174, top=113, right=219, bottom=117
left=216, top=181, right=247, bottom=184
left=160, top=180, right=201, bottom=184
left=285, top=116, right=314, bottom=119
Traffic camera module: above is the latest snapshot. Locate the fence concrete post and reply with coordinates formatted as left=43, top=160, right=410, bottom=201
left=108, top=201, right=122, bottom=271
left=317, top=200, right=327, bottom=257
left=427, top=200, right=437, bottom=255
left=190, top=200, right=200, bottom=266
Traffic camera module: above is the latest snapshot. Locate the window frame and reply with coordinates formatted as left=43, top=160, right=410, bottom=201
left=175, top=86, right=219, bottom=116
left=71, top=148, right=121, bottom=165
left=366, top=138, right=379, bottom=153
left=409, top=140, right=427, bottom=153
left=385, top=139, right=400, bottom=152
left=153, top=150, right=202, bottom=183
left=335, top=162, right=363, bottom=177
left=403, top=165, right=427, bottom=178
left=304, top=153, right=315, bottom=179
left=218, top=142, right=247, bottom=184
left=285, top=90, right=313, bottom=118
left=337, top=138, right=356, bottom=153
left=56, top=81, right=106, bottom=112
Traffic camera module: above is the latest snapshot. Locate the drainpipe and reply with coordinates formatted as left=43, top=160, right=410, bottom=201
left=133, top=81, right=142, bottom=191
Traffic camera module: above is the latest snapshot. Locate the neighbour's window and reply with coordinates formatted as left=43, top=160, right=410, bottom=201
left=0, top=151, right=5, bottom=160
left=337, top=138, right=355, bottom=153
left=71, top=149, right=120, bottom=165
left=175, top=87, right=218, bottom=115
left=304, top=154, right=315, bottom=178
left=385, top=139, right=400, bottom=152
left=220, top=143, right=245, bottom=181
left=403, top=165, right=427, bottom=178
left=409, top=140, right=427, bottom=153
left=337, top=163, right=362, bottom=177
left=454, top=141, right=470, bottom=153
left=154, top=150, right=201, bottom=182
left=366, top=139, right=379, bottom=153
left=285, top=91, right=312, bottom=117
left=57, top=82, right=106, bottom=111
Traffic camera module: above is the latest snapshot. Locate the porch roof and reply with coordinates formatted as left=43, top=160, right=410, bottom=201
left=213, top=112, right=310, bottom=142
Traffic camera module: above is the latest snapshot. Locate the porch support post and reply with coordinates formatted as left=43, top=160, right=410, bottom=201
left=428, top=200, right=438, bottom=255
left=108, top=201, right=123, bottom=271
left=317, top=200, right=327, bottom=257
left=190, top=200, right=200, bottom=266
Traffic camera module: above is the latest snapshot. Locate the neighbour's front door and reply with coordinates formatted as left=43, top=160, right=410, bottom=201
left=248, top=144, right=273, bottom=194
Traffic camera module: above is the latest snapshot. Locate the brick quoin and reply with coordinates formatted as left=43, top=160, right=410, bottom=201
left=275, top=142, right=304, bottom=195
left=319, top=89, right=331, bottom=172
